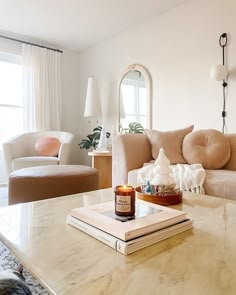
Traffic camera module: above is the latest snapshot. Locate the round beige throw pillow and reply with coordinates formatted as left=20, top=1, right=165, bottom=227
left=182, top=129, right=231, bottom=169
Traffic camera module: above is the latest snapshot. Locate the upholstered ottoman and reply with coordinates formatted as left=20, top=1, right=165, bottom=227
left=8, top=165, right=99, bottom=205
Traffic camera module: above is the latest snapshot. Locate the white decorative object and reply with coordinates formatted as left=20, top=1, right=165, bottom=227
left=210, top=64, right=228, bottom=81
left=171, top=164, right=205, bottom=194
left=152, top=148, right=176, bottom=188
left=97, top=122, right=108, bottom=151
left=137, top=160, right=206, bottom=194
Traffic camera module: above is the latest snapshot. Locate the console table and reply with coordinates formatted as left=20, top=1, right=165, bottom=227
left=88, top=151, right=112, bottom=188
left=0, top=190, right=235, bottom=294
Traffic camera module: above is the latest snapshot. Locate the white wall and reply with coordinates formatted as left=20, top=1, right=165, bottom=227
left=60, top=49, right=102, bottom=165
left=60, top=49, right=81, bottom=164
left=76, top=0, right=236, bottom=166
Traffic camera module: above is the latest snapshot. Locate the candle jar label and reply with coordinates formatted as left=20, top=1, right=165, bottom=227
left=116, top=195, right=131, bottom=212
left=115, top=185, right=135, bottom=216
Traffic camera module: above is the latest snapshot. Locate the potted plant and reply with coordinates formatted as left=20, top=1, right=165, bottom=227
left=79, top=126, right=111, bottom=150
left=120, top=122, right=144, bottom=134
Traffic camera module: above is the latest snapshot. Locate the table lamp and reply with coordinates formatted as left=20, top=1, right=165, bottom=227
left=84, top=76, right=108, bottom=152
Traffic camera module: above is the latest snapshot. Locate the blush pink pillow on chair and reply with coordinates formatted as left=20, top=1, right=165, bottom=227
left=35, top=136, right=61, bottom=156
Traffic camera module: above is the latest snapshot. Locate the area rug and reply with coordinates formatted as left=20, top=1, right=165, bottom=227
left=0, top=240, right=49, bottom=294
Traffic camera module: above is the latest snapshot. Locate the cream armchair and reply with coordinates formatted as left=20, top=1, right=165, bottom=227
left=3, top=131, right=74, bottom=176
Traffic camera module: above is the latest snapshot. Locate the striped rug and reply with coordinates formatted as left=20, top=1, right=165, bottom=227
left=0, top=241, right=49, bottom=294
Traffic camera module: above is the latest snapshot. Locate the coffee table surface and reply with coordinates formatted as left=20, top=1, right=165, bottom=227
left=0, top=189, right=235, bottom=295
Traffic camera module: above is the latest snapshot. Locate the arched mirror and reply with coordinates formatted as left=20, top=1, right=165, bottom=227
left=119, top=64, right=152, bottom=132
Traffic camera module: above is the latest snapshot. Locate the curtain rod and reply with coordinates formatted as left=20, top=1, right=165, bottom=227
left=0, top=34, right=63, bottom=53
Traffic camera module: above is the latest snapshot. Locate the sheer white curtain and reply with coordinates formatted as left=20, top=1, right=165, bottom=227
left=22, top=44, right=62, bottom=131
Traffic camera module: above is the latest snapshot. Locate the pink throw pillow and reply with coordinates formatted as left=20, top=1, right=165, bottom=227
left=35, top=136, right=61, bottom=156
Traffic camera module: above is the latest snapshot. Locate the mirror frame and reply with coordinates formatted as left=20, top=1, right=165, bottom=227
left=118, top=64, right=152, bottom=132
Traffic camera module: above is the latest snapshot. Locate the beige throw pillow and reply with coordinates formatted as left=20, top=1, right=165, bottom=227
left=145, top=125, right=194, bottom=164
left=182, top=129, right=231, bottom=169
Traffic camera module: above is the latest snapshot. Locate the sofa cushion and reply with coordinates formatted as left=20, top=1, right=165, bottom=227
left=35, top=136, right=61, bottom=156
left=182, top=129, right=230, bottom=169
left=145, top=125, right=194, bottom=164
left=204, top=169, right=236, bottom=200
left=224, top=134, right=236, bottom=170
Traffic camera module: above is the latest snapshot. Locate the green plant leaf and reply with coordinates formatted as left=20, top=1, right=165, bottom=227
left=79, top=139, right=93, bottom=149
left=120, top=122, right=144, bottom=134
left=93, top=126, right=102, bottom=132
left=79, top=126, right=111, bottom=150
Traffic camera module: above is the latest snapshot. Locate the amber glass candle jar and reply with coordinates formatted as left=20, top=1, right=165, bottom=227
left=115, top=185, right=135, bottom=216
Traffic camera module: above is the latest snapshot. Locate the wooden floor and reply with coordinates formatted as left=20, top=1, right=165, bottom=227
left=0, top=187, right=8, bottom=206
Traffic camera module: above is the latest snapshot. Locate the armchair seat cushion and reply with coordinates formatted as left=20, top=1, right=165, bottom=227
left=12, top=156, right=58, bottom=171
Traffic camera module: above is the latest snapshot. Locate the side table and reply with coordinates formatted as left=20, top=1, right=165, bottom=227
left=88, top=151, right=112, bottom=189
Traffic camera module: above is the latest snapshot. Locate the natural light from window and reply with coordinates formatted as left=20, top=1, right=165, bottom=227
left=0, top=59, right=23, bottom=150
left=121, top=83, right=147, bottom=128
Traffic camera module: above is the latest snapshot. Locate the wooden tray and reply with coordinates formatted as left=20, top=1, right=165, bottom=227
left=135, top=186, right=182, bottom=206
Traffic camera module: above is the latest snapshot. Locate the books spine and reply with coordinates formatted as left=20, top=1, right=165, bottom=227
left=66, top=215, right=127, bottom=254
left=67, top=215, right=193, bottom=255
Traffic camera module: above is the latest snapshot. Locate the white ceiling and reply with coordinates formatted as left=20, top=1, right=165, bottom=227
left=0, top=0, right=186, bottom=52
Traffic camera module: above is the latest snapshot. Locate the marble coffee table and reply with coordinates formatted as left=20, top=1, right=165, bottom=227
left=0, top=188, right=235, bottom=295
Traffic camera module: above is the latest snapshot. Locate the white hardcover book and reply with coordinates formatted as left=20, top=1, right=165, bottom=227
left=66, top=215, right=193, bottom=255
left=70, top=200, right=187, bottom=241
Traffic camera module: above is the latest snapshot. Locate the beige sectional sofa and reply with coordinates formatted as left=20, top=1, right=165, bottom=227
left=112, top=128, right=236, bottom=200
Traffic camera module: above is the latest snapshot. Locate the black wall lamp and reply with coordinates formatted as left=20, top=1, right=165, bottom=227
left=210, top=33, right=228, bottom=134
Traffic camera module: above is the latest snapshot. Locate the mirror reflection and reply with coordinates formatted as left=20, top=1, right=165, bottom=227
left=119, top=65, right=151, bottom=132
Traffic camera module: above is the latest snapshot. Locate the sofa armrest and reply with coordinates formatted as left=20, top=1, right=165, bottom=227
left=112, top=133, right=153, bottom=187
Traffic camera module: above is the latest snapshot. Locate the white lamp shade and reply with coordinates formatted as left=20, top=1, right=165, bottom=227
left=84, top=76, right=102, bottom=117
left=210, top=64, right=228, bottom=81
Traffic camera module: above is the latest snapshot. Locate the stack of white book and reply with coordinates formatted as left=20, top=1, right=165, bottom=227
left=66, top=199, right=193, bottom=255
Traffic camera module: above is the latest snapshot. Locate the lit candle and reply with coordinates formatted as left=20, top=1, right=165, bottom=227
left=115, top=185, right=135, bottom=216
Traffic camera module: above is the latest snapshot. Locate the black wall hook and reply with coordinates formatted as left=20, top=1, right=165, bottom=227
left=219, top=33, right=227, bottom=48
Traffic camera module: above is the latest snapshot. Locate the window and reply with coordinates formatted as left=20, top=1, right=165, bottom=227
left=0, top=52, right=23, bottom=149
left=120, top=73, right=147, bottom=129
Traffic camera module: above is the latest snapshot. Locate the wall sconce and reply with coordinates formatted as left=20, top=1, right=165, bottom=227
left=210, top=33, right=228, bottom=134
